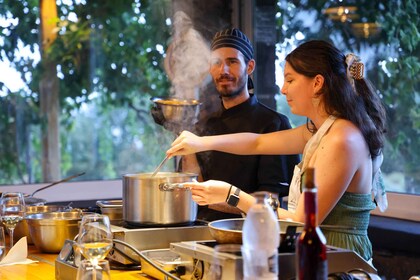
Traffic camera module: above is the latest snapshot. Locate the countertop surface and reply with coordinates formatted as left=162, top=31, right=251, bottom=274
left=0, top=243, right=154, bottom=280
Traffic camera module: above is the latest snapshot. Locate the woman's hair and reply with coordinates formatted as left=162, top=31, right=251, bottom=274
left=285, top=40, right=386, bottom=157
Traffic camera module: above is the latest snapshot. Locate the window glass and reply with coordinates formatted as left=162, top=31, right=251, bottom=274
left=274, top=0, right=419, bottom=195
left=1, top=0, right=418, bottom=199
left=0, top=0, right=174, bottom=185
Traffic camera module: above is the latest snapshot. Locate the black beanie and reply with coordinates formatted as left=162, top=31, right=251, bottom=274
left=211, top=28, right=254, bottom=61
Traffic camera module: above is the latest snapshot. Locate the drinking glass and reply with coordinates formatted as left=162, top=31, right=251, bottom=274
left=77, top=214, right=113, bottom=267
left=76, top=259, right=111, bottom=280
left=208, top=244, right=243, bottom=280
left=0, top=192, right=26, bottom=248
left=0, top=226, right=6, bottom=261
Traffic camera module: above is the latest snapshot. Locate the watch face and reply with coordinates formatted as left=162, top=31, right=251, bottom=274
left=228, top=195, right=240, bottom=207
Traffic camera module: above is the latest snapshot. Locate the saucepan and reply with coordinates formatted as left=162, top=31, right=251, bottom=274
left=122, top=172, right=198, bottom=226
left=208, top=218, right=304, bottom=245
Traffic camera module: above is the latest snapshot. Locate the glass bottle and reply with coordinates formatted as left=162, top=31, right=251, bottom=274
left=242, top=191, right=280, bottom=280
left=296, top=168, right=328, bottom=279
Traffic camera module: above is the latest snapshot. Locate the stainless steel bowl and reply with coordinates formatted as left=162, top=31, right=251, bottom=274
left=26, top=211, right=83, bottom=253
left=15, top=205, right=71, bottom=244
left=151, top=97, right=201, bottom=123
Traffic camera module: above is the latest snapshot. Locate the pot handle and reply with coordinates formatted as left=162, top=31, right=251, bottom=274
left=158, top=182, right=186, bottom=191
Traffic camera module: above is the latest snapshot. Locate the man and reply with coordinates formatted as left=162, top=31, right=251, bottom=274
left=181, top=28, right=300, bottom=221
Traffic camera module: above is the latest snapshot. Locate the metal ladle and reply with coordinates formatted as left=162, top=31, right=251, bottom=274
left=30, top=172, right=86, bottom=197
left=151, top=156, right=169, bottom=177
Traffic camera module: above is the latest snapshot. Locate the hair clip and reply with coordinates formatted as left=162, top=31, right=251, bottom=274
left=349, top=61, right=364, bottom=80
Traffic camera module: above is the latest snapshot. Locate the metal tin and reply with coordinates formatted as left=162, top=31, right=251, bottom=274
left=96, top=200, right=123, bottom=226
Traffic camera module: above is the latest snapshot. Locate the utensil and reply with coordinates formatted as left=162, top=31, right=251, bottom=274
left=14, top=204, right=72, bottom=244
left=26, top=211, right=84, bottom=253
left=30, top=172, right=86, bottom=197
left=209, top=218, right=296, bottom=244
left=96, top=200, right=123, bottom=226
left=122, top=172, right=198, bottom=226
left=151, top=156, right=169, bottom=177
left=208, top=218, right=357, bottom=244
left=150, top=97, right=201, bottom=124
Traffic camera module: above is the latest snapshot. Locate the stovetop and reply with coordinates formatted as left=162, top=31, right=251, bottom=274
left=170, top=240, right=379, bottom=280
left=108, top=221, right=213, bottom=266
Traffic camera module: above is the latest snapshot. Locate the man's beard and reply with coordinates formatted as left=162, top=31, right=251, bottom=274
left=216, top=72, right=247, bottom=98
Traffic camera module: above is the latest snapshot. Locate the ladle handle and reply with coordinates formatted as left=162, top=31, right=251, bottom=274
left=30, top=172, right=86, bottom=197
left=151, top=156, right=169, bottom=177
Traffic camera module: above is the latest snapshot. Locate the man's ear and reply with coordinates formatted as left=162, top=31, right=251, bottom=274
left=247, top=59, right=255, bottom=75
left=314, top=74, right=324, bottom=93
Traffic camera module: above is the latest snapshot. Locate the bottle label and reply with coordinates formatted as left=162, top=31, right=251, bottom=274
left=317, top=260, right=328, bottom=279
left=243, top=249, right=278, bottom=279
left=268, top=252, right=279, bottom=274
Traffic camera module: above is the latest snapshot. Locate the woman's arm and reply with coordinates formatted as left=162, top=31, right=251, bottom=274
left=167, top=124, right=310, bottom=157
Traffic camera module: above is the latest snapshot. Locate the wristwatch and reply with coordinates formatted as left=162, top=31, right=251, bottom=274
left=226, top=187, right=241, bottom=207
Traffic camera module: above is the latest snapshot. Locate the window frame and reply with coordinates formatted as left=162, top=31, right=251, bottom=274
left=1, top=181, right=418, bottom=222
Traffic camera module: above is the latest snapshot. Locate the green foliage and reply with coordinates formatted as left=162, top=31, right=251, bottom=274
left=1, top=0, right=418, bottom=193
left=0, top=0, right=173, bottom=184
left=276, top=0, right=419, bottom=193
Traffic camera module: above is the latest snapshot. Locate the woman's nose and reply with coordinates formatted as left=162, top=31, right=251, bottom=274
left=280, top=84, right=287, bottom=95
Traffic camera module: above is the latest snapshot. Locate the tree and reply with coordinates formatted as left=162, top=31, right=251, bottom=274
left=275, top=0, right=419, bottom=193
left=0, top=0, right=173, bottom=184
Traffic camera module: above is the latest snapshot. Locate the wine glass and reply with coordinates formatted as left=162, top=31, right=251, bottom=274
left=76, top=259, right=111, bottom=280
left=0, top=226, right=6, bottom=261
left=0, top=192, right=26, bottom=248
left=77, top=214, right=113, bottom=268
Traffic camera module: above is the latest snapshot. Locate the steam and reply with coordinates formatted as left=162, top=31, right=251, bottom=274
left=165, top=11, right=211, bottom=99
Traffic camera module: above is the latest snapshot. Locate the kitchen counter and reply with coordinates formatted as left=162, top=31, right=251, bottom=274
left=0, top=244, right=153, bottom=280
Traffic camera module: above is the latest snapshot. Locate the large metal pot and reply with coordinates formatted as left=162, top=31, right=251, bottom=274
left=123, top=172, right=198, bottom=226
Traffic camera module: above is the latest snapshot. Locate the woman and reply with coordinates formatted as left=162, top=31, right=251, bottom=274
left=166, top=40, right=386, bottom=261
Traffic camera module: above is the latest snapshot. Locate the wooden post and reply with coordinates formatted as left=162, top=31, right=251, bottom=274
left=40, top=0, right=61, bottom=182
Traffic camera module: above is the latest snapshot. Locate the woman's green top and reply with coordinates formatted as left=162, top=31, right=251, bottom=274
left=321, top=192, right=376, bottom=261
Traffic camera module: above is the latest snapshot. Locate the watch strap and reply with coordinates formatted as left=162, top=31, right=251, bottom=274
left=226, top=187, right=241, bottom=207
left=233, top=187, right=240, bottom=196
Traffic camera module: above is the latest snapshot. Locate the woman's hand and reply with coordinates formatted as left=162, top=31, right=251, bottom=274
left=183, top=180, right=231, bottom=205
left=166, top=131, right=206, bottom=157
